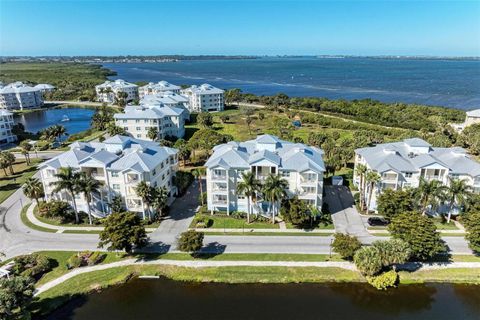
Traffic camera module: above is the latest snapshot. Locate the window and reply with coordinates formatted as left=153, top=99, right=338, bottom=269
left=137, top=134, right=141, bottom=138
left=405, top=172, right=413, bottom=178
left=112, top=184, right=120, bottom=191
left=123, top=120, right=127, bottom=123
left=136, top=127, right=141, bottom=131
left=135, top=120, right=140, bottom=123
left=281, top=171, right=290, bottom=178
left=124, top=127, right=128, bottom=131
left=152, top=169, right=156, bottom=175
left=111, top=171, right=119, bottom=177
left=162, top=174, right=165, bottom=180
left=450, top=174, right=460, bottom=179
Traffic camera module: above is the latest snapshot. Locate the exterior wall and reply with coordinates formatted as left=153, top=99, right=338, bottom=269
left=0, top=91, right=43, bottom=110
left=354, top=152, right=480, bottom=212
left=115, top=116, right=185, bottom=141
left=465, top=116, right=480, bottom=127
left=206, top=166, right=324, bottom=214
left=181, top=88, right=224, bottom=112
left=0, top=113, right=16, bottom=144
left=96, top=85, right=139, bottom=104
left=40, top=154, right=179, bottom=217
left=139, top=86, right=181, bottom=99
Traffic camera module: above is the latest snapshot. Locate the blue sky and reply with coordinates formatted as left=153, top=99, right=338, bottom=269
left=1, top=0, right=479, bottom=56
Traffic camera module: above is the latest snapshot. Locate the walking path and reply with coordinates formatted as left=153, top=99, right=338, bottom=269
left=195, top=228, right=334, bottom=234
left=34, top=258, right=480, bottom=296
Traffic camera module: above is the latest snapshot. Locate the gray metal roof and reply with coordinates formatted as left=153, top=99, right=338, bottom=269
left=40, top=135, right=177, bottom=174
left=206, top=134, right=325, bottom=172
left=356, top=138, right=480, bottom=177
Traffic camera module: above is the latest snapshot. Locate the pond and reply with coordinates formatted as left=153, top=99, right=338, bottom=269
left=14, top=107, right=95, bottom=135
left=49, top=278, right=480, bottom=320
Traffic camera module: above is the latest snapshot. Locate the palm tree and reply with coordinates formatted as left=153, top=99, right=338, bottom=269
left=356, top=164, right=368, bottom=211
left=19, top=140, right=32, bottom=165
left=147, top=127, right=159, bottom=141
left=50, top=167, right=82, bottom=223
left=152, top=187, right=168, bottom=218
left=365, top=171, right=381, bottom=212
left=0, top=151, right=15, bottom=175
left=417, top=178, right=445, bottom=215
left=263, top=173, right=289, bottom=224
left=23, top=177, right=44, bottom=206
left=192, top=168, right=206, bottom=206
left=444, top=178, right=473, bottom=223
left=77, top=172, right=101, bottom=225
left=237, top=171, right=261, bottom=223
left=135, top=181, right=154, bottom=220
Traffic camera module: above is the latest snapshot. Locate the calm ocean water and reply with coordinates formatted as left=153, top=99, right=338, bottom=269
left=104, top=57, right=480, bottom=110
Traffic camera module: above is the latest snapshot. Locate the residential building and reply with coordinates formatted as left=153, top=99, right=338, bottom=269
left=141, top=91, right=190, bottom=120
left=205, top=134, right=325, bottom=216
left=139, top=81, right=181, bottom=98
left=181, top=84, right=224, bottom=112
left=95, top=79, right=138, bottom=104
left=0, top=110, right=16, bottom=144
left=0, top=82, right=44, bottom=110
left=465, top=109, right=480, bottom=127
left=114, top=103, right=185, bottom=140
left=354, top=138, right=480, bottom=212
left=34, top=83, right=55, bottom=93
left=39, top=135, right=179, bottom=218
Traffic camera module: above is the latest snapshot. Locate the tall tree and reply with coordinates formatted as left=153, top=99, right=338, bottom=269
left=263, top=173, right=288, bottom=223
left=0, top=276, right=35, bottom=320
left=417, top=178, right=446, bottom=215
left=98, top=212, right=147, bottom=253
left=23, top=177, right=44, bottom=206
left=19, top=140, right=32, bottom=165
left=0, top=151, right=15, bottom=175
left=365, top=171, right=381, bottom=212
left=355, top=164, right=368, bottom=211
left=50, top=167, right=82, bottom=223
left=197, top=112, right=213, bottom=128
left=77, top=172, right=101, bottom=225
left=192, top=168, right=206, bottom=206
left=237, top=171, right=261, bottom=223
left=147, top=126, right=159, bottom=141
left=135, top=181, right=154, bottom=220
left=152, top=187, right=169, bottom=218
left=444, top=178, right=473, bottom=223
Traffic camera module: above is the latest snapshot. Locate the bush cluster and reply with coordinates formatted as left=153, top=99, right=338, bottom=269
left=66, top=251, right=107, bottom=269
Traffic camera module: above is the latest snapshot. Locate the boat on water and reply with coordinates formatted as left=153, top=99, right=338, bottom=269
left=61, top=115, right=70, bottom=122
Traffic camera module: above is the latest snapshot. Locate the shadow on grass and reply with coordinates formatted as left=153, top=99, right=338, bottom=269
left=194, top=242, right=226, bottom=259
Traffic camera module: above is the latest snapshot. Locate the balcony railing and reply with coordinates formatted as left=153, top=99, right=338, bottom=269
left=212, top=185, right=228, bottom=192
left=424, top=175, right=443, bottom=181
left=212, top=199, right=228, bottom=205
left=211, top=174, right=227, bottom=180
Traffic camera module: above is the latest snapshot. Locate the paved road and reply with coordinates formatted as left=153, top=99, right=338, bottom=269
left=0, top=179, right=473, bottom=259
left=45, top=100, right=108, bottom=107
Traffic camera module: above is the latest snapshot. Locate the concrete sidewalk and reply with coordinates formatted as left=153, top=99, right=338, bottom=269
left=195, top=228, right=334, bottom=234
left=26, top=203, right=157, bottom=233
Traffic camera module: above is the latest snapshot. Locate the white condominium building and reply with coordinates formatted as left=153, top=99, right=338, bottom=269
left=39, top=135, right=179, bottom=218
left=205, top=134, right=325, bottom=216
left=34, top=83, right=55, bottom=93
left=139, top=81, right=181, bottom=98
left=354, top=138, right=480, bottom=212
left=114, top=103, right=185, bottom=141
left=95, top=79, right=138, bottom=104
left=0, top=82, right=45, bottom=110
left=0, top=110, right=16, bottom=144
left=181, top=84, right=224, bottom=112
left=141, top=91, right=190, bottom=120
left=465, top=109, right=480, bottom=127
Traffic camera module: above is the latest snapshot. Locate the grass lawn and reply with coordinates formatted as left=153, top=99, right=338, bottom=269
left=20, top=204, right=57, bottom=233
left=0, top=159, right=41, bottom=204
left=286, top=222, right=334, bottom=230
left=192, top=213, right=279, bottom=229
left=32, top=265, right=361, bottom=317
left=399, top=268, right=480, bottom=284
left=434, top=220, right=459, bottom=230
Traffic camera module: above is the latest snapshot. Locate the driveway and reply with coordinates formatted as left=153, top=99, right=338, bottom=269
left=324, top=185, right=370, bottom=237
left=149, top=179, right=203, bottom=245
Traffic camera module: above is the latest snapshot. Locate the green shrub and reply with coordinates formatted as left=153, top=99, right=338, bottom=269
left=366, top=270, right=398, bottom=290
left=66, top=254, right=84, bottom=269
left=87, top=252, right=106, bottom=266
left=178, top=230, right=204, bottom=253
left=353, top=246, right=383, bottom=276
left=193, top=216, right=211, bottom=228
left=12, top=254, right=52, bottom=279
left=36, top=140, right=50, bottom=151
left=38, top=200, right=76, bottom=223
left=332, top=233, right=362, bottom=260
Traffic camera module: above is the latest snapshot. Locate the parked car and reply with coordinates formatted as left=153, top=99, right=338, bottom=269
left=367, top=217, right=389, bottom=226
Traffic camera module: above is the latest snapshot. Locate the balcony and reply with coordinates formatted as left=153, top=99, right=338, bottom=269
left=212, top=183, right=228, bottom=192
left=211, top=174, right=227, bottom=181
left=212, top=197, right=228, bottom=205
left=424, top=175, right=443, bottom=182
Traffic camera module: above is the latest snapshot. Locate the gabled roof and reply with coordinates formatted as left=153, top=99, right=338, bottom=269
left=255, top=134, right=282, bottom=144
left=467, top=109, right=480, bottom=117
